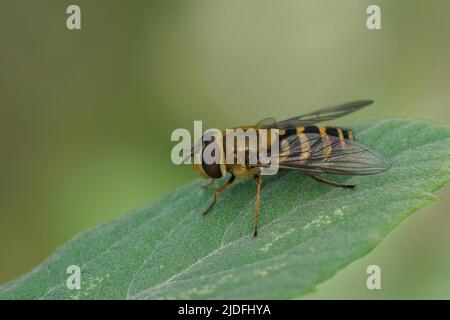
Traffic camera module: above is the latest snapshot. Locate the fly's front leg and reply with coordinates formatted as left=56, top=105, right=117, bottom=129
left=201, top=179, right=215, bottom=190
left=202, top=175, right=235, bottom=216
left=304, top=172, right=355, bottom=189
left=253, top=175, right=261, bottom=237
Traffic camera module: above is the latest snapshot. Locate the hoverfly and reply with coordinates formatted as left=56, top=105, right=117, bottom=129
left=189, top=100, right=391, bottom=237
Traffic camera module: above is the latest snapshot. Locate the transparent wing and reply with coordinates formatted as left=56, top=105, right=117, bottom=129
left=259, top=100, right=373, bottom=129
left=274, top=133, right=391, bottom=175
left=255, top=117, right=277, bottom=128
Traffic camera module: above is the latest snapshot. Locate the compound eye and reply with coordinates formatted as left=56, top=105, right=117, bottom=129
left=201, top=140, right=224, bottom=179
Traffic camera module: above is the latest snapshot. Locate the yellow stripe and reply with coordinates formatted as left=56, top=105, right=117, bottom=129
left=337, top=128, right=344, bottom=141
left=296, top=127, right=310, bottom=161
left=319, top=127, right=332, bottom=158
left=348, top=130, right=354, bottom=141
left=337, top=128, right=347, bottom=148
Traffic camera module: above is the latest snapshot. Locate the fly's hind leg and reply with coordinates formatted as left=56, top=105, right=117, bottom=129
left=253, top=175, right=261, bottom=237
left=304, top=172, right=355, bottom=189
left=202, top=175, right=235, bottom=216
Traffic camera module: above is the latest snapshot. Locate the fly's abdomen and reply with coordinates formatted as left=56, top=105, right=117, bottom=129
left=279, top=125, right=355, bottom=161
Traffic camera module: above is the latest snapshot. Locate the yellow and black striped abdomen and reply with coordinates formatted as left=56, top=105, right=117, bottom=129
left=279, top=125, right=355, bottom=160
left=322, top=126, right=355, bottom=142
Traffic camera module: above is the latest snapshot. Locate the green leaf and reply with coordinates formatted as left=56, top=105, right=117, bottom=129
left=1, top=119, right=449, bottom=300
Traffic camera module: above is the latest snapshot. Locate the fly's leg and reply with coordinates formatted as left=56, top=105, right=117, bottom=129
left=201, top=179, right=215, bottom=190
left=304, top=172, right=355, bottom=189
left=202, top=175, right=235, bottom=216
left=253, top=175, right=261, bottom=237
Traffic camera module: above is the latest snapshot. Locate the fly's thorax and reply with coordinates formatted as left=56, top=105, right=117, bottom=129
left=229, top=163, right=259, bottom=177
left=226, top=128, right=278, bottom=165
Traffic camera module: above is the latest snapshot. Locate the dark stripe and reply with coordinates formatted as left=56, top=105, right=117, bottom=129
left=342, top=130, right=349, bottom=139
left=286, top=134, right=300, bottom=148
left=289, top=135, right=301, bottom=156
left=280, top=128, right=296, bottom=139
left=303, top=126, right=320, bottom=134
left=325, top=127, right=339, bottom=138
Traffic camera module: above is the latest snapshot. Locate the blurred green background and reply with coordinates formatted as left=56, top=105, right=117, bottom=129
left=1, top=0, right=449, bottom=298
